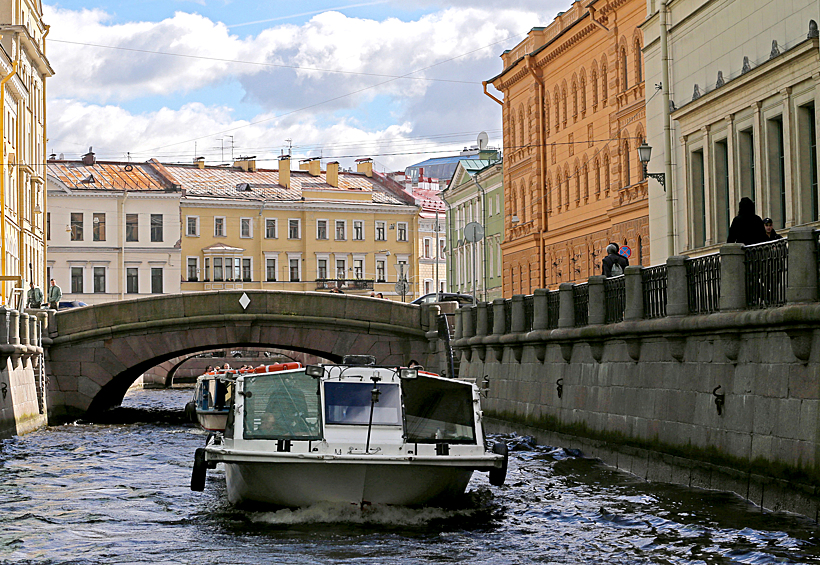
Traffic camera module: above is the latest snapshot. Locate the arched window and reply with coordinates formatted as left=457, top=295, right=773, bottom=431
left=523, top=180, right=530, bottom=223
left=561, top=83, right=568, bottom=127
left=518, top=106, right=525, bottom=148
left=546, top=174, right=552, bottom=214
left=601, top=62, right=608, bottom=105
left=621, top=45, right=629, bottom=91
left=583, top=162, right=589, bottom=201
left=574, top=166, right=581, bottom=203
left=572, top=78, right=578, bottom=119
left=556, top=170, right=563, bottom=209
left=544, top=97, right=550, bottom=136
left=594, top=158, right=601, bottom=197
left=554, top=88, right=561, bottom=131
left=580, top=71, right=587, bottom=115
left=604, top=154, right=611, bottom=195
left=564, top=164, right=570, bottom=207
left=622, top=139, right=631, bottom=186
left=634, top=38, right=643, bottom=84
left=591, top=64, right=599, bottom=108
left=507, top=110, right=515, bottom=151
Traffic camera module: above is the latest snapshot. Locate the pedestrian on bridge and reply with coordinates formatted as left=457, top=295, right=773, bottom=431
left=47, top=279, right=62, bottom=310
left=727, top=197, right=766, bottom=245
left=602, top=243, right=628, bottom=277
left=763, top=217, right=782, bottom=241
left=27, top=282, right=43, bottom=309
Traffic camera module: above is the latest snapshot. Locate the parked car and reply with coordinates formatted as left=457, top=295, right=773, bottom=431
left=410, top=293, right=474, bottom=305
left=58, top=301, right=88, bottom=309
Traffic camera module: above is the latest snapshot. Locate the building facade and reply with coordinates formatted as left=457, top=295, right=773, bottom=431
left=0, top=0, right=52, bottom=305
left=442, top=159, right=504, bottom=301
left=488, top=0, right=649, bottom=295
left=413, top=187, right=447, bottom=297
left=643, top=0, right=820, bottom=261
left=176, top=157, right=420, bottom=300
left=46, top=156, right=183, bottom=304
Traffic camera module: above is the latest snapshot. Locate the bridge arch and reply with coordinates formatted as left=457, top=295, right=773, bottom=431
left=45, top=291, right=436, bottom=421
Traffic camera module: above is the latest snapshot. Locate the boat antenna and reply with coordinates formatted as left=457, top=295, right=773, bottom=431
left=365, top=376, right=381, bottom=454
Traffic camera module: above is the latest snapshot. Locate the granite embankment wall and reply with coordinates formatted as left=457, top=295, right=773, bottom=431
left=455, top=229, right=820, bottom=518
left=0, top=307, right=49, bottom=438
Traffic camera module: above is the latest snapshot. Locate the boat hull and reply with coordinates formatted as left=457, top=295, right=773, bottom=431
left=223, top=460, right=475, bottom=507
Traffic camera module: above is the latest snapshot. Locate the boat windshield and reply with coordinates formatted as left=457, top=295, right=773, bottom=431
left=324, top=382, right=402, bottom=426
left=402, top=376, right=476, bottom=443
left=243, top=370, right=322, bottom=440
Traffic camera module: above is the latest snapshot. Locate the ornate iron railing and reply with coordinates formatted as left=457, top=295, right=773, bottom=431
left=745, top=239, right=788, bottom=309
left=504, top=299, right=512, bottom=334
left=547, top=290, right=560, bottom=329
left=641, top=265, right=668, bottom=319
left=524, top=295, right=534, bottom=331
left=573, top=283, right=589, bottom=327
left=686, top=254, right=721, bottom=314
left=315, top=279, right=374, bottom=291
left=604, top=275, right=626, bottom=324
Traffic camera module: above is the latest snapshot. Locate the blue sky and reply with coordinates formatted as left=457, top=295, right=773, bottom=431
left=43, top=1, right=562, bottom=171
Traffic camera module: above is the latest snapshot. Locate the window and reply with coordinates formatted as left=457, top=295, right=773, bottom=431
left=214, top=217, right=225, bottom=237
left=353, top=220, right=364, bottom=240
left=423, top=238, right=431, bottom=259
left=691, top=148, right=706, bottom=248
left=70, top=266, right=83, bottom=293
left=715, top=139, right=730, bottom=242
left=46, top=212, right=50, bottom=240
left=93, top=267, right=105, bottom=293
left=93, top=213, right=105, bottom=241
left=187, top=257, right=199, bottom=281
left=126, top=214, right=139, bottom=242
left=151, top=268, right=163, bottom=294
left=150, top=214, right=163, bottom=242
left=265, top=218, right=277, bottom=239
left=233, top=258, right=241, bottom=281
left=289, top=259, right=300, bottom=282
left=213, top=258, right=223, bottom=282
left=336, top=259, right=346, bottom=279
left=317, top=219, right=328, bottom=240
left=70, top=212, right=83, bottom=241
left=439, top=238, right=446, bottom=259
left=289, top=219, right=300, bottom=239
left=620, top=46, right=628, bottom=91
left=126, top=268, right=139, bottom=293
left=798, top=103, right=818, bottom=222
left=335, top=220, right=346, bottom=241
left=324, top=382, right=401, bottom=426
left=376, top=260, right=386, bottom=282
left=204, top=258, right=210, bottom=281
left=240, top=217, right=252, bottom=238
left=242, top=258, right=252, bottom=282
left=622, top=140, right=630, bottom=186
left=317, top=259, right=327, bottom=279
left=242, top=371, right=321, bottom=440
left=767, top=116, right=786, bottom=229
left=266, top=258, right=277, bottom=282
left=738, top=128, right=755, bottom=199
left=186, top=216, right=199, bottom=237
left=397, top=222, right=408, bottom=242
left=375, top=221, right=386, bottom=241
left=353, top=259, right=363, bottom=279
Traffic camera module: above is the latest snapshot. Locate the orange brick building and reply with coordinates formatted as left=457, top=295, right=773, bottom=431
left=486, top=0, right=649, bottom=295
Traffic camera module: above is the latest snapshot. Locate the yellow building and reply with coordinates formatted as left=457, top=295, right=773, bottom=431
left=0, top=0, right=53, bottom=304
left=175, top=157, right=420, bottom=300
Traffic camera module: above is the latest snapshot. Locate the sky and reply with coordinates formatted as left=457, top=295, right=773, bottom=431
left=43, top=0, right=566, bottom=173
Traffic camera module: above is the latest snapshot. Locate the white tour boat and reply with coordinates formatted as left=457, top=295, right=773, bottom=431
left=190, top=356, right=508, bottom=508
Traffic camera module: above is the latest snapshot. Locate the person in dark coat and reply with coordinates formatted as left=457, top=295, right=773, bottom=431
left=763, top=217, right=782, bottom=241
left=602, top=243, right=629, bottom=277
left=727, top=197, right=766, bottom=245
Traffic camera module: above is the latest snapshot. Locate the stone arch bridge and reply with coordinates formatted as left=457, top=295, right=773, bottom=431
left=45, top=291, right=441, bottom=422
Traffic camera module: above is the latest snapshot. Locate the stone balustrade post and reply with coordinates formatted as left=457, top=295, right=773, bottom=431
left=624, top=266, right=644, bottom=321
left=19, top=312, right=29, bottom=346
left=29, top=314, right=37, bottom=346
left=786, top=227, right=818, bottom=303
left=666, top=256, right=689, bottom=316
left=0, top=306, right=8, bottom=344
left=588, top=276, right=606, bottom=325
left=720, top=243, right=746, bottom=312
left=462, top=305, right=475, bottom=338
left=492, top=299, right=506, bottom=335
left=532, top=288, right=549, bottom=330
left=454, top=307, right=463, bottom=340
left=558, top=283, right=576, bottom=328
left=476, top=302, right=488, bottom=337
left=8, top=309, right=20, bottom=345
left=511, top=295, right=525, bottom=333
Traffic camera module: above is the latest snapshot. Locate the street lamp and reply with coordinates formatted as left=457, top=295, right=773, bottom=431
left=638, top=141, right=666, bottom=190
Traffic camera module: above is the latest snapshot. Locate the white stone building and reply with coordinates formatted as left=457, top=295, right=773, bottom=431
left=643, top=0, right=820, bottom=262
left=46, top=156, right=182, bottom=305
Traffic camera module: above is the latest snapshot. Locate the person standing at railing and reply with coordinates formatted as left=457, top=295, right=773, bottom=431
left=47, top=279, right=62, bottom=310
left=763, top=217, right=782, bottom=241
left=26, top=282, right=43, bottom=309
left=602, top=243, right=628, bottom=277
left=727, top=197, right=766, bottom=245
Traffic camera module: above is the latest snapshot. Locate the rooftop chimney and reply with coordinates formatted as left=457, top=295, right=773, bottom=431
left=327, top=161, right=339, bottom=187
left=356, top=158, right=373, bottom=178
left=235, top=156, right=257, bottom=172
left=82, top=147, right=96, bottom=166
left=195, top=156, right=205, bottom=169
left=308, top=157, right=321, bottom=177
left=279, top=155, right=291, bottom=189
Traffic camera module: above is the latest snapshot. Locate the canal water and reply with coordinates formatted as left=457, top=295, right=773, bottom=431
left=1, top=388, right=819, bottom=564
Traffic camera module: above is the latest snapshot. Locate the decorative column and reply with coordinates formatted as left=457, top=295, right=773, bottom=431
left=588, top=276, right=606, bottom=325
left=786, top=227, right=818, bottom=303
left=8, top=309, right=19, bottom=345
left=624, top=266, right=644, bottom=321
left=719, top=243, right=746, bottom=311
left=666, top=256, right=689, bottom=316
left=0, top=306, right=8, bottom=344
left=558, top=282, right=575, bottom=328
left=532, top=288, right=549, bottom=330
left=19, top=312, right=29, bottom=347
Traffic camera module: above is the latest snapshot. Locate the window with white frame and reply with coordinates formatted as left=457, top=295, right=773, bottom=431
left=93, top=266, right=106, bottom=293
left=376, top=259, right=386, bottom=282
left=265, top=218, right=277, bottom=239
left=353, top=259, right=363, bottom=279
left=317, top=219, right=328, bottom=240
left=151, top=267, right=163, bottom=294
left=126, top=268, right=139, bottom=293
left=439, top=238, right=446, bottom=259
left=289, top=219, right=300, bottom=239
left=186, top=216, right=199, bottom=237
left=353, top=220, right=364, bottom=240
left=214, top=217, right=226, bottom=237
left=203, top=258, right=210, bottom=281
left=213, top=257, right=223, bottom=281
left=289, top=257, right=300, bottom=281
left=336, top=258, right=346, bottom=279
left=240, top=218, right=252, bottom=238
left=187, top=257, right=199, bottom=281
left=242, top=258, right=252, bottom=281
left=266, top=257, right=277, bottom=281
left=317, top=258, right=328, bottom=279
left=424, top=279, right=433, bottom=294
left=423, top=238, right=432, bottom=259
left=71, top=266, right=83, bottom=293
left=335, top=220, right=346, bottom=241
left=397, top=222, right=408, bottom=242
left=375, top=221, right=386, bottom=241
